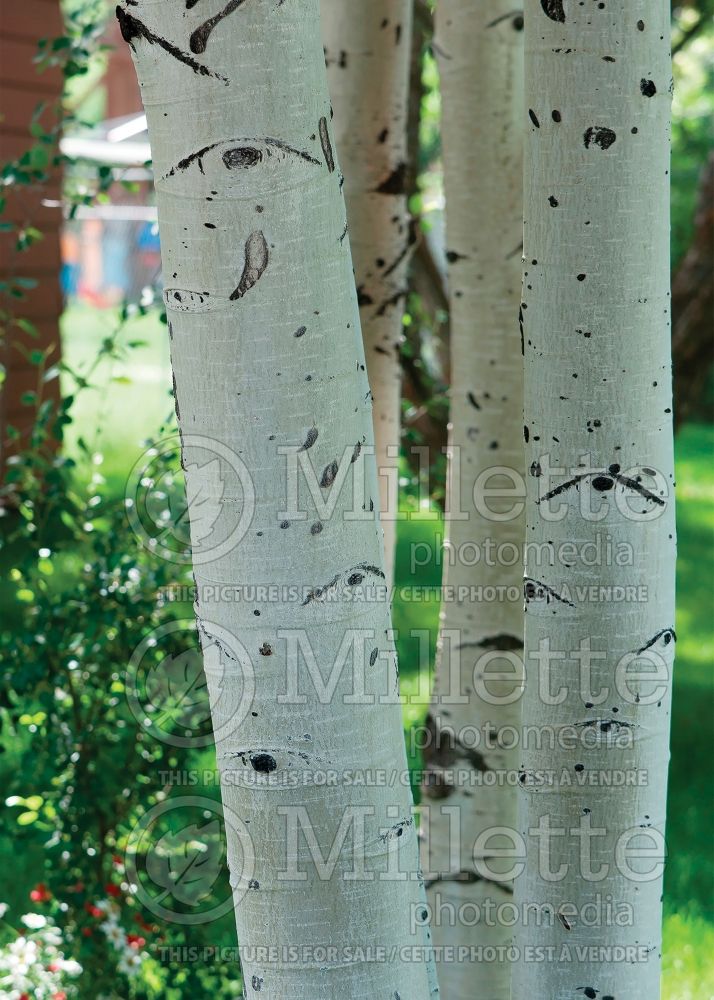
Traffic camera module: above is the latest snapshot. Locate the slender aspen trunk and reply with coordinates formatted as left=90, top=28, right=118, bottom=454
left=322, top=0, right=413, bottom=585
left=514, top=3, right=676, bottom=998
left=419, top=5, right=524, bottom=998
left=118, top=2, right=433, bottom=996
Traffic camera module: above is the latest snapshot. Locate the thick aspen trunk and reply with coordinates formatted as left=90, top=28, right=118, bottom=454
left=118, top=2, right=433, bottom=997
left=514, top=3, right=676, bottom=998
left=322, top=0, right=414, bottom=585
left=419, top=4, right=524, bottom=999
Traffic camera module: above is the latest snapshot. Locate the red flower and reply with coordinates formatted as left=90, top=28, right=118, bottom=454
left=81, top=927, right=93, bottom=937
left=112, top=854, right=123, bottom=867
left=47, top=962, right=60, bottom=972
left=133, top=913, right=154, bottom=932
left=53, top=992, right=67, bottom=1000
left=29, top=883, right=51, bottom=902
left=84, top=902, right=103, bottom=918
left=105, top=883, right=122, bottom=898
left=126, top=933, right=146, bottom=949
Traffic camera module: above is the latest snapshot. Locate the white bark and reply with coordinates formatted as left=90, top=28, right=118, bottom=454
left=119, top=2, right=433, bottom=996
left=322, top=0, right=414, bottom=586
left=420, top=4, right=524, bottom=999
left=514, top=3, right=676, bottom=998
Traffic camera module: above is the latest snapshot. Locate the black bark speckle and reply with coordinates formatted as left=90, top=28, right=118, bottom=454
left=584, top=126, right=617, bottom=150
left=250, top=753, right=277, bottom=773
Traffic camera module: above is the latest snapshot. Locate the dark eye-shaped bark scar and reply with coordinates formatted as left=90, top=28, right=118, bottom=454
left=189, top=0, right=250, bottom=54
left=115, top=7, right=228, bottom=82
left=486, top=9, right=524, bottom=28
left=302, top=563, right=386, bottom=606
left=299, top=427, right=318, bottom=451
left=584, top=126, right=617, bottom=150
left=379, top=817, right=414, bottom=843
left=540, top=0, right=565, bottom=22
left=230, top=231, right=268, bottom=300
left=636, top=628, right=676, bottom=654
left=164, top=288, right=212, bottom=312
left=537, top=469, right=665, bottom=506
left=164, top=136, right=320, bottom=178
left=374, top=161, right=407, bottom=195
left=382, top=242, right=410, bottom=278
left=524, top=578, right=575, bottom=607
left=375, top=289, right=407, bottom=316
left=320, top=460, right=339, bottom=488
left=557, top=910, right=571, bottom=931
left=574, top=718, right=635, bottom=735
left=197, top=619, right=239, bottom=662
left=319, top=117, right=335, bottom=172
left=519, top=305, right=525, bottom=355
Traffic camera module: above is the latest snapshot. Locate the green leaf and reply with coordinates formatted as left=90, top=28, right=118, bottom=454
left=16, top=318, right=39, bottom=336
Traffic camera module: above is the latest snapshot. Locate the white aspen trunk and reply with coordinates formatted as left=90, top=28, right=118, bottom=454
left=118, top=2, right=433, bottom=997
left=419, top=4, right=524, bottom=999
left=321, top=0, right=414, bottom=586
left=514, top=3, right=676, bottom=999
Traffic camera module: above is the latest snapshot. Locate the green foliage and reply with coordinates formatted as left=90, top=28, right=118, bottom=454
left=0, top=355, right=242, bottom=997
left=671, top=10, right=714, bottom=267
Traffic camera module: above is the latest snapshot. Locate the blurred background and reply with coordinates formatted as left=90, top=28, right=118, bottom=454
left=0, top=1, right=712, bottom=998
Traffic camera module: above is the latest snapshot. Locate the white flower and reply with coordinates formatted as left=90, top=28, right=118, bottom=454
left=40, top=927, right=62, bottom=947
left=0, top=903, right=8, bottom=919
left=101, top=922, right=126, bottom=949
left=20, top=912, right=47, bottom=929
left=118, top=949, right=144, bottom=977
left=8, top=935, right=37, bottom=967
left=58, top=957, right=83, bottom=976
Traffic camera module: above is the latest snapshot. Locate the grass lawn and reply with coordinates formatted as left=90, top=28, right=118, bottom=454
left=2, top=305, right=712, bottom=997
